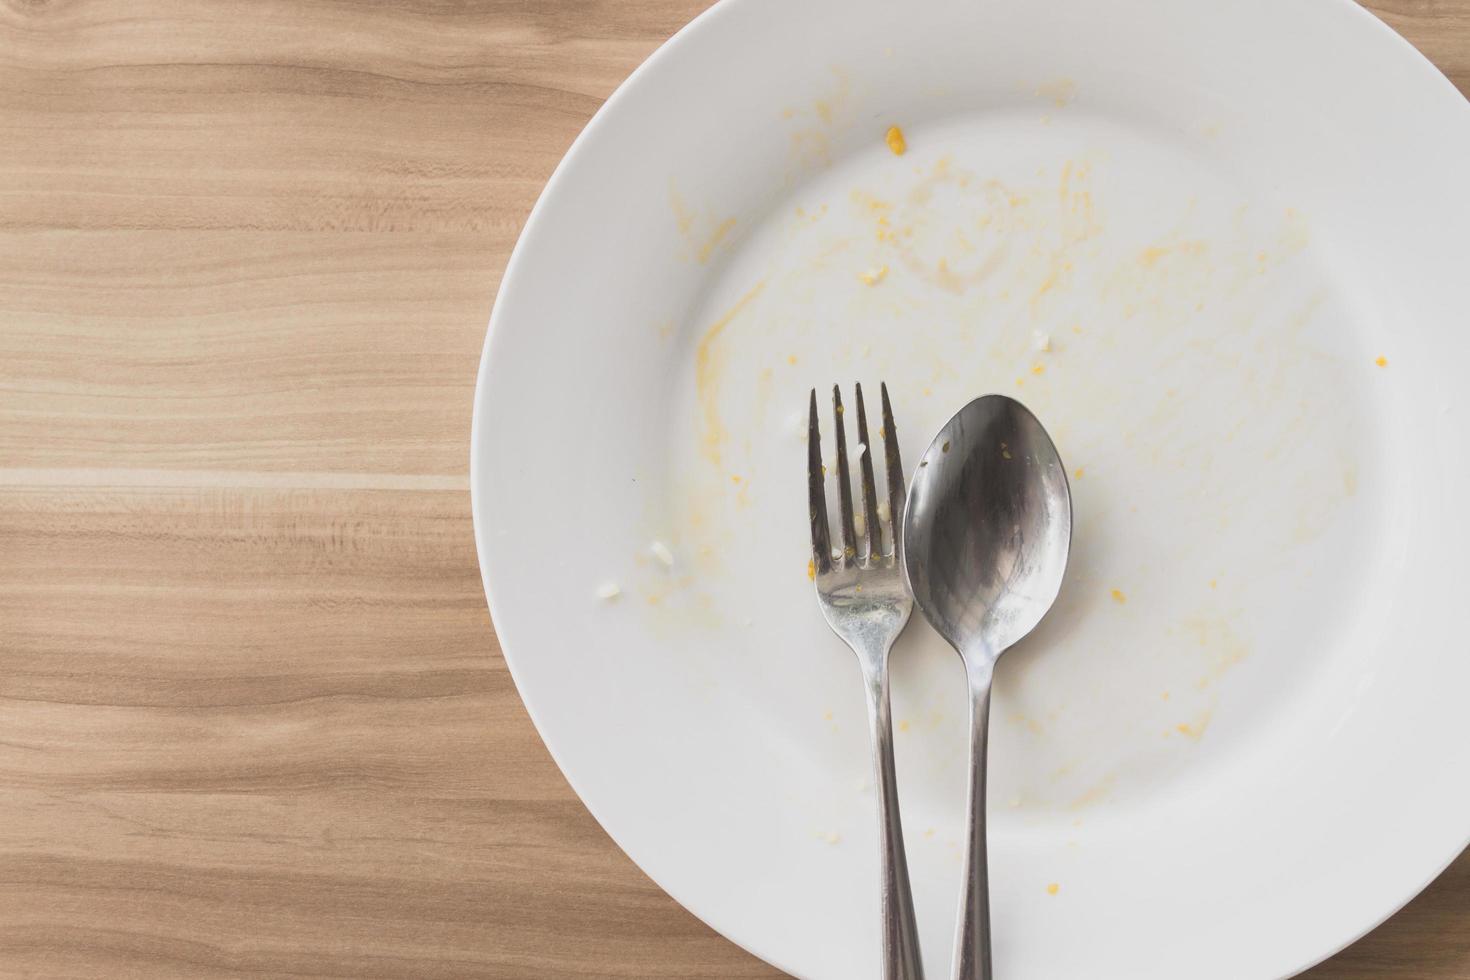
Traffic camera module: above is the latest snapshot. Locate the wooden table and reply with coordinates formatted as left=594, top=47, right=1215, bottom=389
left=1, top=1, right=1465, bottom=976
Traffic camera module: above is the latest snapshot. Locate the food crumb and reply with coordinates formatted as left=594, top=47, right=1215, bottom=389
left=1034, top=331, right=1052, bottom=352
left=941, top=440, right=951, bottom=453
left=1046, top=883, right=1060, bottom=896
left=1375, top=355, right=1388, bottom=368
left=807, top=558, right=816, bottom=580
left=594, top=582, right=622, bottom=601
left=1110, top=588, right=1127, bottom=604
left=859, top=265, right=889, bottom=286
left=650, top=541, right=675, bottom=567
left=1072, top=467, right=1084, bottom=480
left=787, top=354, right=798, bottom=366
left=1031, top=363, right=1046, bottom=375
left=885, top=125, right=907, bottom=155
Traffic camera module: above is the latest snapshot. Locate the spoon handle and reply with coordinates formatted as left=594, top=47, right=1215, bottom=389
left=954, top=659, right=995, bottom=980
left=864, top=663, right=926, bottom=980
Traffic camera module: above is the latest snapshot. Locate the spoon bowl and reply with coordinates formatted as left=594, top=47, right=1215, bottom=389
left=904, top=396, right=1073, bottom=659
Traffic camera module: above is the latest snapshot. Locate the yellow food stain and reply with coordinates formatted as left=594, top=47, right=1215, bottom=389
left=695, top=280, right=767, bottom=465
left=1110, top=588, right=1127, bottom=604
left=1180, top=614, right=1251, bottom=691
left=787, top=354, right=798, bottom=366
left=1072, top=467, right=1084, bottom=479
left=923, top=828, right=936, bottom=839
left=1068, top=772, right=1115, bottom=810
left=934, top=256, right=965, bottom=293
left=1161, top=690, right=1170, bottom=701
left=822, top=709, right=833, bottom=721
left=1209, top=579, right=1218, bottom=589
left=697, top=217, right=737, bottom=263
left=1015, top=378, right=1025, bottom=388
left=898, top=719, right=911, bottom=733
left=668, top=181, right=695, bottom=235
left=885, top=124, right=907, bottom=155
left=730, top=475, right=743, bottom=485
left=1175, top=708, right=1213, bottom=741
left=1036, top=78, right=1077, bottom=107
left=1046, top=883, right=1060, bottom=896
left=1139, top=246, right=1170, bottom=267
left=1375, top=355, right=1388, bottom=368
left=807, top=558, right=815, bottom=581
left=859, top=265, right=889, bottom=286
left=1031, top=363, right=1046, bottom=376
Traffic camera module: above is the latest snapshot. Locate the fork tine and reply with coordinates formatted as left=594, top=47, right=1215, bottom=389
left=881, top=382, right=905, bottom=556
left=853, top=383, right=882, bottom=559
left=807, top=389, right=832, bottom=573
left=832, top=385, right=858, bottom=562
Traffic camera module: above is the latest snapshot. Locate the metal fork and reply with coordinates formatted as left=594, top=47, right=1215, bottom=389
left=808, top=382, right=924, bottom=980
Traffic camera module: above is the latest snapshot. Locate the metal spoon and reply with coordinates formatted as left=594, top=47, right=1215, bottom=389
left=902, top=395, right=1073, bottom=980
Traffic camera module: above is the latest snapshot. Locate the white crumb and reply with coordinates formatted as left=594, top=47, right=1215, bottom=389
left=650, top=541, right=675, bottom=567
left=854, top=512, right=866, bottom=538
left=594, top=582, right=621, bottom=601
left=789, top=410, right=807, bottom=441
left=1034, top=331, right=1052, bottom=352
left=876, top=499, right=891, bottom=522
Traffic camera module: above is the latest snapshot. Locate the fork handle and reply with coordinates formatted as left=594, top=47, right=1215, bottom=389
left=864, top=662, right=926, bottom=980
left=954, top=658, right=995, bottom=980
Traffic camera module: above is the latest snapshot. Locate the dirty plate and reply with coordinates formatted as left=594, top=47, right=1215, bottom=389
left=470, top=0, right=1470, bottom=976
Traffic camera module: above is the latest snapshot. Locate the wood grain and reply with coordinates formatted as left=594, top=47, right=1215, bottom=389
left=0, top=1, right=1463, bottom=976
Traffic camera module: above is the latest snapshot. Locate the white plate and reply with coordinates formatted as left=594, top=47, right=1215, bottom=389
left=471, top=1, right=1470, bottom=976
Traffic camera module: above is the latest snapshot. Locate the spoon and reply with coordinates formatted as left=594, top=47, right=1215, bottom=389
left=902, top=395, right=1073, bottom=980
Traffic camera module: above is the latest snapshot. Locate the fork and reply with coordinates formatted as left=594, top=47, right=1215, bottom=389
left=808, top=382, right=924, bottom=980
